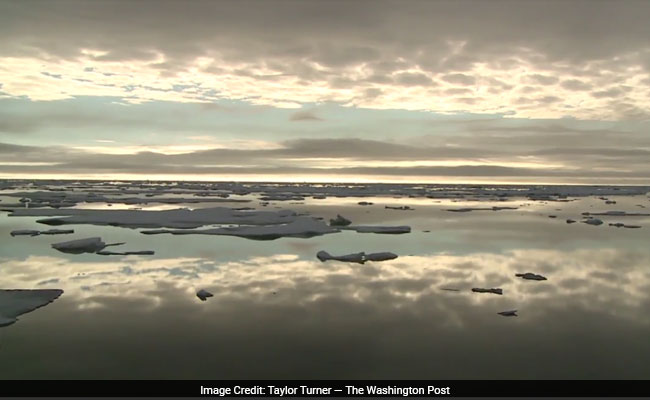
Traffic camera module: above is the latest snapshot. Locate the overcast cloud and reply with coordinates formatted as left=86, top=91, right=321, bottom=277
left=0, top=0, right=648, bottom=182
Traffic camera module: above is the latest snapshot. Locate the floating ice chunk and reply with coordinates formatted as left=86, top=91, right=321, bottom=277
left=96, top=250, right=155, bottom=256
left=345, top=225, right=411, bottom=234
left=196, top=289, right=213, bottom=301
left=472, top=288, right=503, bottom=295
left=498, top=310, right=518, bottom=317
left=357, top=201, right=373, bottom=206
left=40, top=229, right=74, bottom=235
left=609, top=223, right=641, bottom=229
left=385, top=205, right=413, bottom=210
left=329, top=214, right=352, bottom=226
left=51, top=237, right=123, bottom=254
left=583, top=218, right=604, bottom=226
left=440, top=288, right=460, bottom=292
left=10, top=230, right=40, bottom=237
left=365, top=252, right=398, bottom=262
left=583, top=211, right=650, bottom=217
left=516, top=272, right=547, bottom=281
left=0, top=289, right=63, bottom=327
left=316, top=250, right=397, bottom=264
left=566, top=219, right=576, bottom=224
left=317, top=250, right=366, bottom=264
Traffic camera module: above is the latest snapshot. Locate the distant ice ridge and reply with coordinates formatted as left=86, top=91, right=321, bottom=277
left=9, top=207, right=301, bottom=229
left=1, top=181, right=648, bottom=209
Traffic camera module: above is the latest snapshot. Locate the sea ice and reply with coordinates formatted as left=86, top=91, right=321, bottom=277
left=329, top=214, right=352, bottom=226
left=498, top=310, right=518, bottom=317
left=515, top=272, right=547, bottom=281
left=344, top=225, right=411, bottom=234
left=196, top=289, right=213, bottom=301
left=10, top=230, right=40, bottom=237
left=316, top=250, right=398, bottom=264
left=472, top=288, right=503, bottom=295
left=0, top=289, right=64, bottom=327
left=51, top=237, right=124, bottom=254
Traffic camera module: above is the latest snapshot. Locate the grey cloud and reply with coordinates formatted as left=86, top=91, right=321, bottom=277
left=591, top=88, right=625, bottom=98
left=2, top=133, right=650, bottom=181
left=4, top=0, right=647, bottom=81
left=289, top=110, right=323, bottom=122
left=527, top=74, right=559, bottom=85
left=394, top=72, right=432, bottom=87
left=442, top=74, right=476, bottom=86
left=560, top=79, right=593, bottom=91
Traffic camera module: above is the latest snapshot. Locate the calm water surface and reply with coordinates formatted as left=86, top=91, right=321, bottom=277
left=1, top=192, right=650, bottom=379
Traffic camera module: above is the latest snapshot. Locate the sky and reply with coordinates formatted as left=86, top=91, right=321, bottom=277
left=0, top=0, right=649, bottom=184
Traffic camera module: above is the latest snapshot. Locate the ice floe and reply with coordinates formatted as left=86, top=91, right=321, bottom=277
left=515, top=272, right=547, bottom=281
left=0, top=289, right=63, bottom=327
left=608, top=223, right=642, bottom=229
left=471, top=288, right=503, bottom=295
left=10, top=207, right=301, bottom=229
left=316, top=250, right=398, bottom=264
left=141, top=217, right=339, bottom=240
left=10, top=230, right=40, bottom=237
left=51, top=237, right=125, bottom=254
left=329, top=214, right=352, bottom=226
left=343, top=225, right=411, bottom=234
left=498, top=310, right=518, bottom=317
left=196, top=289, right=213, bottom=301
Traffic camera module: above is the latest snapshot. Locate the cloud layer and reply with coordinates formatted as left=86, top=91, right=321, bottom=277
left=1, top=0, right=649, bottom=119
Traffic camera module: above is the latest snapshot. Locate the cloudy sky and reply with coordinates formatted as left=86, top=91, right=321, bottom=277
left=1, top=0, right=649, bottom=183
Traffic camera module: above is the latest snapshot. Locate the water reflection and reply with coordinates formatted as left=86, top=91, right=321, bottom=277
left=2, top=193, right=650, bottom=378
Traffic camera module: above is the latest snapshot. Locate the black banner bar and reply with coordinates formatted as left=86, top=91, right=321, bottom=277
left=2, top=380, right=650, bottom=397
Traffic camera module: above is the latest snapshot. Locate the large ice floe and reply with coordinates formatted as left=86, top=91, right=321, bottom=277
left=316, top=250, right=398, bottom=264
left=141, top=217, right=340, bottom=240
left=8, top=206, right=411, bottom=240
left=10, top=207, right=302, bottom=229
left=0, top=289, right=63, bottom=327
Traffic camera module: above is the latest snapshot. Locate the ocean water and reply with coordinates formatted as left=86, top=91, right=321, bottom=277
left=1, top=182, right=649, bottom=379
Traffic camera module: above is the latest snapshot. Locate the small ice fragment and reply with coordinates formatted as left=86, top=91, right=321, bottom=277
left=515, top=272, right=547, bottom=281
left=584, top=218, right=603, bottom=226
left=548, top=215, right=557, bottom=218
left=566, top=219, right=576, bottom=224
left=498, top=310, right=518, bottom=317
left=329, top=214, right=352, bottom=226
left=196, top=289, right=213, bottom=301
left=357, top=201, right=373, bottom=206
left=10, top=230, right=40, bottom=237
left=472, top=288, right=503, bottom=295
